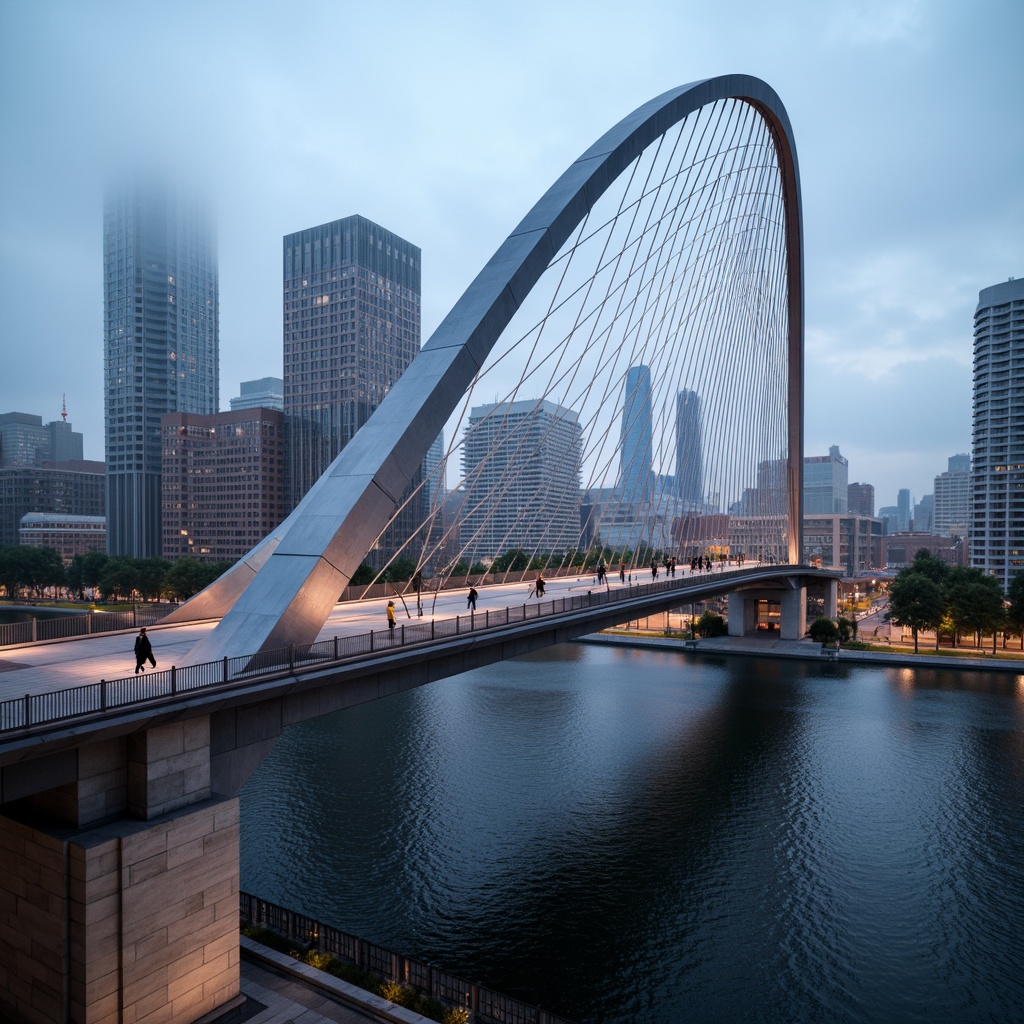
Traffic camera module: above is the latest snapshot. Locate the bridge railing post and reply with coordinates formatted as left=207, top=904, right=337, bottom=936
left=24, top=692, right=30, bottom=728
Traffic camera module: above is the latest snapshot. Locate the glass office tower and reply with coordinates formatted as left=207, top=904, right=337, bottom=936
left=283, top=215, right=422, bottom=565
left=103, top=183, right=219, bottom=557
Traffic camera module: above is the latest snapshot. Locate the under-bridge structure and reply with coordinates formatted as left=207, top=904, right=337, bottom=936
left=0, top=75, right=823, bottom=1024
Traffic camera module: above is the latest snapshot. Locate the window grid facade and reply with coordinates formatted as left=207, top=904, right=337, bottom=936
left=104, top=184, right=219, bottom=558
left=161, top=409, right=287, bottom=561
left=283, top=216, right=423, bottom=566
left=970, top=278, right=1024, bottom=588
left=459, top=399, right=583, bottom=562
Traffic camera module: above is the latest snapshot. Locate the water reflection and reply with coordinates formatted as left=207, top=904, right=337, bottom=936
left=241, top=644, right=1024, bottom=1024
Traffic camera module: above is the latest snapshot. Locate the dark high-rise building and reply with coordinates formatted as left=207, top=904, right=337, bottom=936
left=971, top=277, right=1024, bottom=587
left=674, top=388, right=703, bottom=506
left=283, top=216, right=422, bottom=565
left=284, top=216, right=421, bottom=498
left=161, top=408, right=287, bottom=561
left=0, top=461, right=105, bottom=548
left=103, top=183, right=219, bottom=557
left=0, top=410, right=83, bottom=467
left=847, top=482, right=875, bottom=517
left=619, top=365, right=653, bottom=506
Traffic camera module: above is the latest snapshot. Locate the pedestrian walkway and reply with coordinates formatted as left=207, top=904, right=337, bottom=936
left=231, top=937, right=434, bottom=1024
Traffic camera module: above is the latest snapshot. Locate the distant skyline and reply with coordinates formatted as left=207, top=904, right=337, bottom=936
left=1, top=0, right=1021, bottom=510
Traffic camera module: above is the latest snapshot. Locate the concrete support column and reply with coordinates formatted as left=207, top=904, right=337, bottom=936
left=726, top=591, right=759, bottom=637
left=825, top=578, right=838, bottom=620
left=780, top=585, right=807, bottom=640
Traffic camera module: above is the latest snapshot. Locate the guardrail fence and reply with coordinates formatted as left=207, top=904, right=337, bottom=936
left=240, top=891, right=574, bottom=1024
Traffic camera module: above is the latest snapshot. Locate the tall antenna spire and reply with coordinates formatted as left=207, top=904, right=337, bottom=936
left=61, top=393, right=68, bottom=422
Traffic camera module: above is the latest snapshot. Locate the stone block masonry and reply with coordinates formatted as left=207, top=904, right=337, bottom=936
left=0, top=796, right=239, bottom=1024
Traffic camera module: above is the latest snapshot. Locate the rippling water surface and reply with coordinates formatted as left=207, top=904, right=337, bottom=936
left=240, top=644, right=1024, bottom=1023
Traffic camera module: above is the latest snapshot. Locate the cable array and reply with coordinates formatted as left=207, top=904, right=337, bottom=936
left=366, top=97, right=793, bottom=586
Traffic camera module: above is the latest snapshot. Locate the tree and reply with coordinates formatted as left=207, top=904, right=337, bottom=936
left=99, top=557, right=137, bottom=602
left=388, top=557, right=419, bottom=582
left=808, top=616, right=839, bottom=645
left=490, top=549, right=528, bottom=573
left=945, top=566, right=1005, bottom=652
left=695, top=610, right=725, bottom=637
left=163, top=558, right=208, bottom=601
left=885, top=572, right=945, bottom=653
left=1007, top=573, right=1024, bottom=649
left=136, top=558, right=170, bottom=602
left=349, top=562, right=376, bottom=586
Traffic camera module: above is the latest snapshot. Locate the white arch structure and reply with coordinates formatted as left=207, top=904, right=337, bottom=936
left=173, top=75, right=803, bottom=664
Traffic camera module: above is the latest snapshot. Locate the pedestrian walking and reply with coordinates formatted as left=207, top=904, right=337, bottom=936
left=535, top=575, right=546, bottom=598
left=386, top=600, right=396, bottom=636
left=134, top=627, right=155, bottom=674
left=619, top=562, right=626, bottom=584
left=467, top=587, right=478, bottom=611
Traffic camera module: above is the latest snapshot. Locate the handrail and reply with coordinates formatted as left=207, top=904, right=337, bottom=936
left=0, top=565, right=817, bottom=736
left=240, top=890, right=575, bottom=1024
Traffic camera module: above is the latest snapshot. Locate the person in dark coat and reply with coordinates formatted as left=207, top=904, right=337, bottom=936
left=134, top=627, right=155, bottom=674
left=467, top=587, right=479, bottom=611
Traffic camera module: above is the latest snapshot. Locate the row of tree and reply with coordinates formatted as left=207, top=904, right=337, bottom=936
left=0, top=547, right=236, bottom=603
left=884, top=549, right=1023, bottom=653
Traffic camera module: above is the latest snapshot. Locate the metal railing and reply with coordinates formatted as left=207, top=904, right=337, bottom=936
left=0, top=606, right=167, bottom=647
left=240, top=891, right=574, bottom=1024
left=0, top=567, right=798, bottom=736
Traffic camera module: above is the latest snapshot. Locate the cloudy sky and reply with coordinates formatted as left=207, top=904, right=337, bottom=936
left=1, top=0, right=1020, bottom=509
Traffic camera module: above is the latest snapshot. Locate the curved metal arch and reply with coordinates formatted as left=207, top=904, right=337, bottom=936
left=179, top=74, right=803, bottom=663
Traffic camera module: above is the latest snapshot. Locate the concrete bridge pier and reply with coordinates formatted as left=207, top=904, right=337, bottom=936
left=727, top=582, right=807, bottom=641
left=0, top=717, right=241, bottom=1024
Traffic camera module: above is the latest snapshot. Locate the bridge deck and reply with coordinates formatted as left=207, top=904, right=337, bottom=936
left=0, top=570, right=728, bottom=700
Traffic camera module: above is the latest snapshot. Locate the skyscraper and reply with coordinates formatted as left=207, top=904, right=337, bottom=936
left=970, top=277, right=1024, bottom=588
left=459, top=399, right=582, bottom=562
left=847, top=482, right=875, bottom=518
left=897, top=488, right=912, bottom=533
left=933, top=454, right=970, bottom=536
left=803, top=445, right=848, bottom=514
left=283, top=216, right=420, bottom=500
left=619, top=365, right=653, bottom=506
left=103, top=183, right=219, bottom=557
left=282, top=216, right=422, bottom=564
left=674, top=388, right=703, bottom=506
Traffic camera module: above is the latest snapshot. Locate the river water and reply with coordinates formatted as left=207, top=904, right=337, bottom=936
left=239, top=643, right=1024, bottom=1024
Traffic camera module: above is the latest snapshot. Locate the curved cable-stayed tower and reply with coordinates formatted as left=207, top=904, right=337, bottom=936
left=172, top=75, right=803, bottom=664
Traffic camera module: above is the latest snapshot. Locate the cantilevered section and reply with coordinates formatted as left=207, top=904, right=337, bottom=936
left=174, top=75, right=803, bottom=664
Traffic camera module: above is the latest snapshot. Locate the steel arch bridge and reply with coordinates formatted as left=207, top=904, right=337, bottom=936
left=173, top=74, right=803, bottom=664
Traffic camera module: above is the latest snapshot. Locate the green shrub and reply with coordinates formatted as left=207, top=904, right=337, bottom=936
left=441, top=1007, right=471, bottom=1024
left=695, top=611, right=726, bottom=637
left=808, top=616, right=839, bottom=644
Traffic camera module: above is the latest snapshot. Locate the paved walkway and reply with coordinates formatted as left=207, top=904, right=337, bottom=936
left=236, top=938, right=433, bottom=1024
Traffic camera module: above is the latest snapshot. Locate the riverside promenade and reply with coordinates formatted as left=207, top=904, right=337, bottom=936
left=235, top=939, right=439, bottom=1024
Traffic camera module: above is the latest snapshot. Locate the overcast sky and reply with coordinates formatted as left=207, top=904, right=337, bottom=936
left=1, top=0, right=1020, bottom=509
